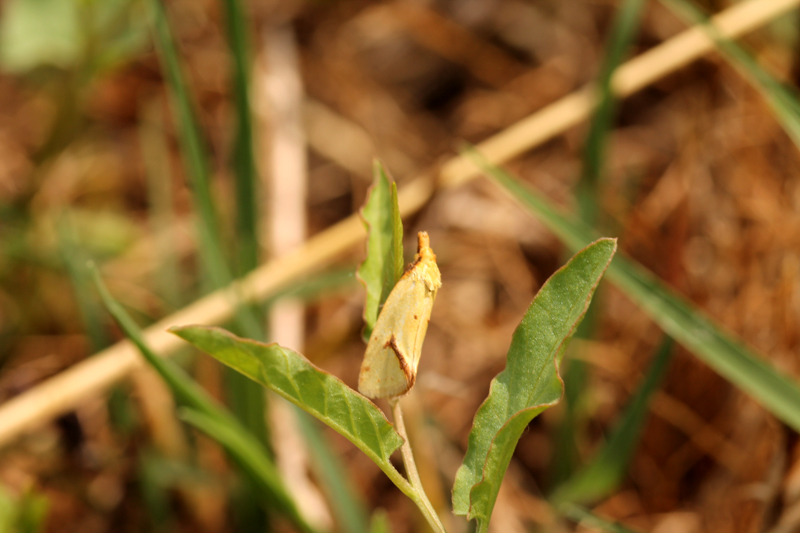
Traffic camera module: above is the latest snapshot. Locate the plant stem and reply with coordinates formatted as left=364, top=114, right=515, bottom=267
left=389, top=398, right=447, bottom=533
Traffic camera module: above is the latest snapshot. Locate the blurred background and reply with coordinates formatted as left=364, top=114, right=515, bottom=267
left=0, top=0, right=799, bottom=532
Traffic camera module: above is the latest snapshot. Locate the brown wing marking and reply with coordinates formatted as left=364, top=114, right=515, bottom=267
left=384, top=334, right=415, bottom=392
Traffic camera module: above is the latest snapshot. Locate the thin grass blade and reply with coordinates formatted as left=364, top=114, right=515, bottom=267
left=90, top=267, right=312, bottom=531
left=139, top=100, right=183, bottom=310
left=470, top=151, right=800, bottom=433
left=57, top=220, right=111, bottom=351
left=220, top=0, right=259, bottom=275
left=552, top=336, right=674, bottom=503
left=578, top=0, right=647, bottom=224
left=145, top=0, right=227, bottom=288
left=179, top=408, right=317, bottom=533
left=146, top=0, right=267, bottom=454
left=659, top=0, right=800, bottom=150
left=550, top=357, right=589, bottom=488
left=91, top=264, right=226, bottom=420
left=296, top=412, right=370, bottom=533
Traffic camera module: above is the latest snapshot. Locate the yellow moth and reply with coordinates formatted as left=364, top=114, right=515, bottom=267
left=358, top=231, right=442, bottom=399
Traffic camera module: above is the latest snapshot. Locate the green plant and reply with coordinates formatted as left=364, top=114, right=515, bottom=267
left=85, top=1, right=800, bottom=530
left=7, top=0, right=798, bottom=529
left=0, top=484, right=48, bottom=533
left=159, top=162, right=617, bottom=532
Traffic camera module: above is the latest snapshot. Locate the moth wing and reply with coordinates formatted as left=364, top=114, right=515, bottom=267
left=391, top=276, right=436, bottom=374
left=358, top=274, right=434, bottom=398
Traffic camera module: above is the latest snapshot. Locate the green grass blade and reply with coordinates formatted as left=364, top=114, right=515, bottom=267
left=146, top=0, right=267, bottom=451
left=549, top=357, right=589, bottom=489
left=139, top=101, right=183, bottom=310
left=137, top=450, right=175, bottom=529
left=559, top=502, right=642, bottom=533
left=561, top=0, right=648, bottom=470
left=169, top=325, right=405, bottom=475
left=0, top=484, right=49, bottom=533
left=146, top=0, right=227, bottom=289
left=452, top=239, right=617, bottom=532
left=296, top=412, right=370, bottom=533
left=91, top=266, right=314, bottom=531
left=179, top=408, right=317, bottom=533
left=221, top=0, right=259, bottom=275
left=368, top=509, right=392, bottom=533
left=91, top=264, right=226, bottom=420
left=578, top=0, right=647, bottom=224
left=470, top=152, right=800, bottom=432
left=552, top=336, right=674, bottom=504
left=57, top=221, right=110, bottom=351
left=659, top=0, right=800, bottom=150
left=16, top=487, right=49, bottom=533
left=225, top=370, right=268, bottom=447
left=357, top=160, right=404, bottom=341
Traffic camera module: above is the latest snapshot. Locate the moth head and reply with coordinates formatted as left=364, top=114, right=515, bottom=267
left=411, top=231, right=441, bottom=290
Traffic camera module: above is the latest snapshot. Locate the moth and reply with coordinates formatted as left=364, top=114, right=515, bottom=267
left=358, top=231, right=442, bottom=399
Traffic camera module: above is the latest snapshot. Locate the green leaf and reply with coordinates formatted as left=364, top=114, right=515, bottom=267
left=469, top=151, right=800, bottom=433
left=452, top=238, right=617, bottom=531
left=358, top=161, right=404, bottom=341
left=0, top=0, right=147, bottom=73
left=552, top=336, right=674, bottom=503
left=389, top=182, right=404, bottom=292
left=169, top=325, right=405, bottom=473
left=0, top=0, right=81, bottom=72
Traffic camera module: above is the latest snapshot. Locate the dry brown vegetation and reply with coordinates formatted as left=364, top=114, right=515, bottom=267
left=0, top=0, right=799, bottom=532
